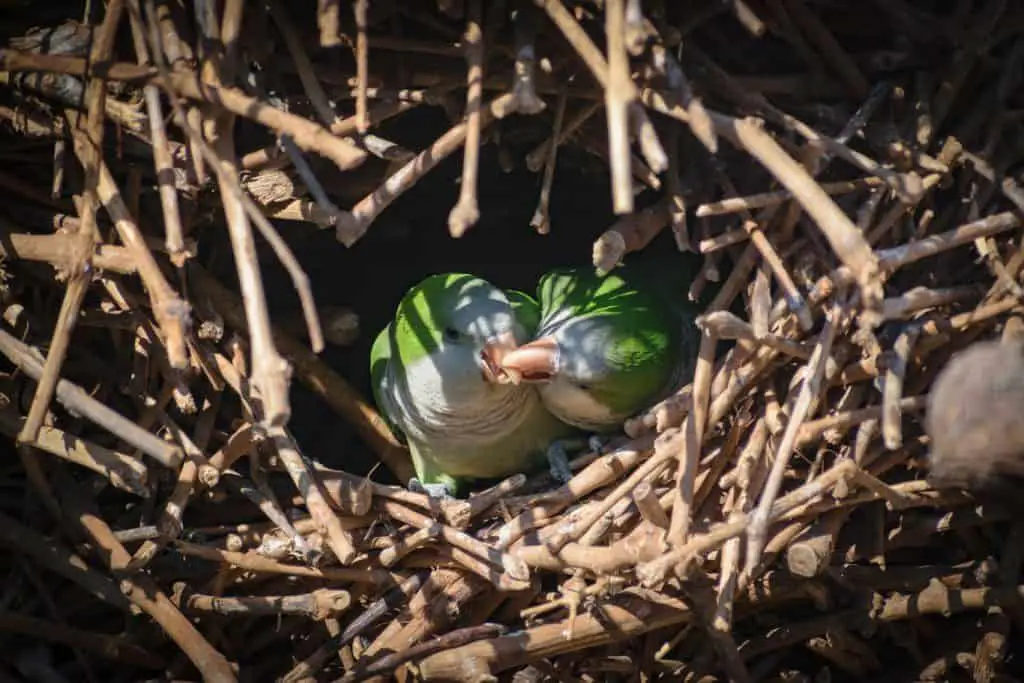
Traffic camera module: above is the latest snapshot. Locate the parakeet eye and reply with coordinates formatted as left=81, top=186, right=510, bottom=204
left=443, top=327, right=460, bottom=342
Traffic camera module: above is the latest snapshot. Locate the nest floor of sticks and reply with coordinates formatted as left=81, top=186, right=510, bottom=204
left=2, top=1, right=1024, bottom=681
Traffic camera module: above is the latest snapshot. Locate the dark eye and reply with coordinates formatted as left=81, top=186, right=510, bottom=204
left=443, top=327, right=460, bottom=342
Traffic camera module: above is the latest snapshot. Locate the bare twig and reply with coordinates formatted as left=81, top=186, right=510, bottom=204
left=530, top=89, right=567, bottom=234
left=449, top=0, right=485, bottom=238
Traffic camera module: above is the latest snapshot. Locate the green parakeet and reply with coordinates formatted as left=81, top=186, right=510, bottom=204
left=500, top=263, right=700, bottom=437
left=370, top=273, right=574, bottom=498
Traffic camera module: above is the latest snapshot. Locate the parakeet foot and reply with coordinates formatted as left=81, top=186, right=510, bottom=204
left=407, top=477, right=455, bottom=499
left=545, top=435, right=615, bottom=484
left=545, top=441, right=574, bottom=484
left=588, top=434, right=612, bottom=454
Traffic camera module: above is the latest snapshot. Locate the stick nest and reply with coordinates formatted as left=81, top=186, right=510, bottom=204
left=1, top=1, right=1023, bottom=681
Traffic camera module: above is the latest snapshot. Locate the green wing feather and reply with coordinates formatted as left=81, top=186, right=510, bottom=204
left=506, top=288, right=542, bottom=338
left=368, top=322, right=406, bottom=444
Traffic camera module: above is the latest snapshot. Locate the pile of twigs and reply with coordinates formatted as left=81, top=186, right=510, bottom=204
left=1, top=1, right=1024, bottom=681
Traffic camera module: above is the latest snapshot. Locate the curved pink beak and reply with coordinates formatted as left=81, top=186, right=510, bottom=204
left=499, top=336, right=559, bottom=384
left=479, top=331, right=520, bottom=384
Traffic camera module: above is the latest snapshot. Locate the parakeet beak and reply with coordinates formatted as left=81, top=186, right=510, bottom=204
left=479, top=331, right=520, bottom=384
left=499, top=336, right=559, bottom=384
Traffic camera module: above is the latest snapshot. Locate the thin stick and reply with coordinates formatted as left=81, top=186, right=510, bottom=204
left=449, top=0, right=485, bottom=238
left=530, top=89, right=567, bottom=234
left=0, top=410, right=148, bottom=496
left=270, top=427, right=358, bottom=565
left=0, top=327, right=183, bottom=467
left=54, top=472, right=237, bottom=681
left=379, top=525, right=441, bottom=567
left=668, top=332, right=716, bottom=545
left=592, top=197, right=674, bottom=274
left=638, top=458, right=857, bottom=587
left=785, top=0, right=870, bottom=99
left=881, top=325, right=921, bottom=450
left=336, top=92, right=515, bottom=246
left=19, top=0, right=126, bottom=444
left=605, top=0, right=634, bottom=214
left=698, top=311, right=813, bottom=360
left=745, top=298, right=844, bottom=575
left=696, top=176, right=890, bottom=218
left=343, top=624, right=505, bottom=682
left=796, top=395, right=927, bottom=446
left=174, top=540, right=400, bottom=585
left=189, top=264, right=412, bottom=482
left=526, top=101, right=601, bottom=172
left=318, top=0, right=341, bottom=46
left=354, top=0, right=369, bottom=133
left=179, top=587, right=351, bottom=620
left=380, top=500, right=531, bottom=589
left=633, top=481, right=670, bottom=530
left=728, top=0, right=767, bottom=36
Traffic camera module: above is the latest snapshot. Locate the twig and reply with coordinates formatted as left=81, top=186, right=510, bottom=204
left=138, top=3, right=302, bottom=426
left=281, top=574, right=425, bottom=683
left=188, top=264, right=412, bottom=482
left=335, top=92, right=515, bottom=246
left=698, top=311, right=813, bottom=360
left=417, top=591, right=693, bottom=680
left=0, top=230, right=134, bottom=273
left=318, top=0, right=341, bottom=46
left=535, top=0, right=666, bottom=184
left=379, top=525, right=441, bottom=567
left=379, top=499, right=531, bottom=590
left=177, top=585, right=351, bottom=621
left=665, top=130, right=690, bottom=251
left=69, top=126, right=192, bottom=367
left=592, top=197, right=673, bottom=274
left=269, top=426, right=358, bottom=565
left=696, top=175, right=892, bottom=218
left=530, top=89, right=567, bottom=235
left=54, top=471, right=237, bottom=681
left=796, top=395, right=927, bottom=446
left=344, top=624, right=506, bottom=682
left=0, top=410, right=148, bottom=496
left=785, top=0, right=870, bottom=99
left=525, top=101, right=601, bottom=172
left=604, top=0, right=634, bottom=214
left=727, top=0, right=767, bottom=36
left=745, top=298, right=845, bottom=575
left=161, top=70, right=368, bottom=171
left=354, top=0, right=369, bottom=133
left=633, top=481, right=670, bottom=530
left=668, top=332, right=716, bottom=545
left=0, top=327, right=183, bottom=468
left=449, top=0, right=485, bottom=238
left=17, top=1, right=125, bottom=446
left=494, top=6, right=546, bottom=118
left=173, top=540, right=400, bottom=586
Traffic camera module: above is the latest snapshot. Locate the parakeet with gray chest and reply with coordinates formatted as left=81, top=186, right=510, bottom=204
left=501, top=262, right=700, bottom=450
left=370, top=273, right=574, bottom=498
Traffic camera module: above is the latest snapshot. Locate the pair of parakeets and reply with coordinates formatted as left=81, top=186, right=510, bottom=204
left=369, top=261, right=701, bottom=498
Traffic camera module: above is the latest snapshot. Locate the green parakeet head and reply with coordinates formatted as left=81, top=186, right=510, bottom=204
left=390, top=273, right=524, bottom=392
left=501, top=267, right=681, bottom=429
